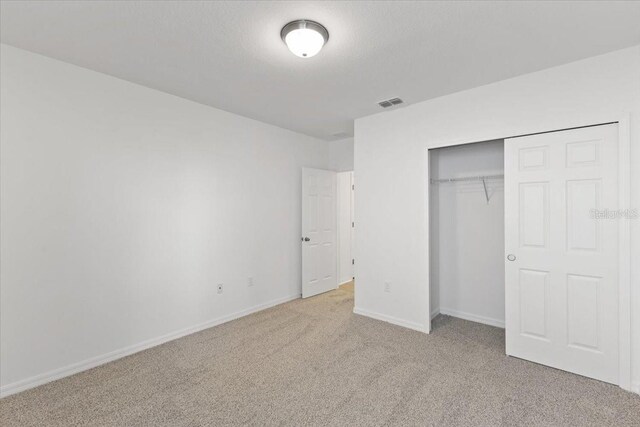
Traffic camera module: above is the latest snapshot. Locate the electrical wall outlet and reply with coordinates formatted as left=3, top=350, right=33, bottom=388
left=248, top=277, right=254, bottom=287
left=384, top=282, right=391, bottom=293
left=217, top=284, right=223, bottom=294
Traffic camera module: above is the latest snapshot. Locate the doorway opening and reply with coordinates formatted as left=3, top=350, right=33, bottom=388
left=427, top=122, right=628, bottom=388
left=337, top=171, right=355, bottom=294
left=300, top=168, right=353, bottom=299
left=429, top=140, right=505, bottom=329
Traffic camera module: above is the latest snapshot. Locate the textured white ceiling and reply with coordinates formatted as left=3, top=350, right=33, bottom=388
left=2, top=1, right=640, bottom=140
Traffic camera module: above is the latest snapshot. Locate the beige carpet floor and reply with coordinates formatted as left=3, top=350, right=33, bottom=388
left=1, top=282, right=639, bottom=426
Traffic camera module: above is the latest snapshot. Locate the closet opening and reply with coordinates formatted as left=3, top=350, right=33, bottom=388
left=429, top=139, right=505, bottom=331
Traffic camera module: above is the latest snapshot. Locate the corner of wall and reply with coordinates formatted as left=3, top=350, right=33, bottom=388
left=328, top=137, right=354, bottom=172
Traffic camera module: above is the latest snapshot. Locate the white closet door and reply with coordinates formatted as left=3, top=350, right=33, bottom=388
left=302, top=168, right=337, bottom=298
left=505, top=124, right=619, bottom=384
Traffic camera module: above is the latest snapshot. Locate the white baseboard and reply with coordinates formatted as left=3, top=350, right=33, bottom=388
left=353, top=307, right=428, bottom=334
left=0, top=293, right=300, bottom=398
left=632, top=381, right=640, bottom=395
left=430, top=308, right=440, bottom=320
left=438, top=307, right=505, bottom=329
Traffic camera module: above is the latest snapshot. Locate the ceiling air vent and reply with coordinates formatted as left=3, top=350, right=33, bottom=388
left=378, top=97, right=404, bottom=108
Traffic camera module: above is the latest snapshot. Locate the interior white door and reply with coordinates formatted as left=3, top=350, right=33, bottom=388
left=302, top=168, right=337, bottom=298
left=505, top=124, right=619, bottom=384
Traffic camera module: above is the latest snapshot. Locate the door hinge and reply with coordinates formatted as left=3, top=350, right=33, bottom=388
left=352, top=221, right=354, bottom=228
left=352, top=184, right=354, bottom=190
left=352, top=259, right=355, bottom=265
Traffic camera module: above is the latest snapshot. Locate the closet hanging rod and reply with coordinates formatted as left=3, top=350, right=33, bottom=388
left=430, top=174, right=504, bottom=184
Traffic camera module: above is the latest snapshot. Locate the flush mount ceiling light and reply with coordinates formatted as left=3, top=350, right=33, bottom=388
left=281, top=20, right=329, bottom=58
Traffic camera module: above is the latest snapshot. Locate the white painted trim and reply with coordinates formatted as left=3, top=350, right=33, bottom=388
left=353, top=307, right=428, bottom=334
left=423, top=147, right=432, bottom=333
left=439, top=308, right=505, bottom=329
left=425, top=119, right=619, bottom=151
left=616, top=114, right=632, bottom=391
left=336, top=170, right=355, bottom=287
left=430, top=308, right=440, bottom=320
left=339, top=279, right=353, bottom=286
left=0, top=293, right=300, bottom=398
left=631, top=382, right=640, bottom=396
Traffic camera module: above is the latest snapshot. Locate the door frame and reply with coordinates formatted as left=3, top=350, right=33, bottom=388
left=425, top=114, right=631, bottom=391
left=337, top=171, right=355, bottom=286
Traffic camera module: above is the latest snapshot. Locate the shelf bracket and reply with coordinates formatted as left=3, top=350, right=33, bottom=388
left=482, top=178, right=489, bottom=204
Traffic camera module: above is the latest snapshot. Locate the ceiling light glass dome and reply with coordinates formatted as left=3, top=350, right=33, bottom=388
left=281, top=20, right=329, bottom=58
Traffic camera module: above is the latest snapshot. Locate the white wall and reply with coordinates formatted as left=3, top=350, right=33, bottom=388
left=328, top=138, right=354, bottom=172
left=0, top=45, right=330, bottom=394
left=354, top=46, right=640, bottom=391
left=337, top=171, right=354, bottom=285
left=429, top=141, right=505, bottom=327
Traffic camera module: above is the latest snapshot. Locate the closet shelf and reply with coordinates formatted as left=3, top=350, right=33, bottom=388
left=429, top=174, right=504, bottom=184
left=430, top=174, right=503, bottom=204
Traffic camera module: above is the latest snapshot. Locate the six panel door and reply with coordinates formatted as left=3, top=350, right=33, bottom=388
left=302, top=168, right=337, bottom=298
left=504, top=124, right=619, bottom=384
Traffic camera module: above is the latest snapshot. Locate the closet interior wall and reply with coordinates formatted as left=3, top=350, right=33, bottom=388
left=430, top=140, right=505, bottom=328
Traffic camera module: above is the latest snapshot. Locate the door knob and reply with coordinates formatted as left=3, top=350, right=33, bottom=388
left=507, top=254, right=516, bottom=261
left=302, top=237, right=310, bottom=242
